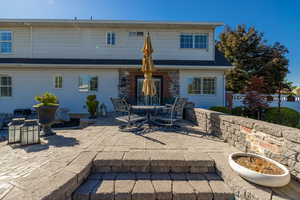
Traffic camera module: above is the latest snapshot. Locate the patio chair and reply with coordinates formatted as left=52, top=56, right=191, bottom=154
left=110, top=98, right=145, bottom=128
left=154, top=97, right=187, bottom=127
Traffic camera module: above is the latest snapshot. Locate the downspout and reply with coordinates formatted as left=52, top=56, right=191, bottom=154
left=223, top=73, right=226, bottom=107
left=30, top=26, right=33, bottom=58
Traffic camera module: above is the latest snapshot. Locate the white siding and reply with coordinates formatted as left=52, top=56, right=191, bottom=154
left=179, top=70, right=225, bottom=108
left=0, top=27, right=215, bottom=60
left=0, top=68, right=119, bottom=113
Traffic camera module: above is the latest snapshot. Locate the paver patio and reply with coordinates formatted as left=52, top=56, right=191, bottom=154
left=0, top=115, right=299, bottom=200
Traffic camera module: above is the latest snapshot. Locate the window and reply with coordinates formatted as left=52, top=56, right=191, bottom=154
left=129, top=32, right=144, bottom=37
left=187, top=77, right=201, bottom=94
left=106, top=32, right=115, bottom=45
left=194, top=35, right=208, bottom=49
left=180, top=34, right=193, bottom=48
left=202, top=77, right=216, bottom=94
left=54, top=75, right=63, bottom=89
left=187, top=77, right=216, bottom=95
left=0, top=75, right=12, bottom=97
left=0, top=31, right=12, bottom=53
left=79, top=75, right=98, bottom=92
left=180, top=34, right=208, bottom=49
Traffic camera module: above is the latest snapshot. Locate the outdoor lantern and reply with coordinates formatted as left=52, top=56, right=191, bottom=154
left=20, top=120, right=40, bottom=145
left=8, top=118, right=25, bottom=144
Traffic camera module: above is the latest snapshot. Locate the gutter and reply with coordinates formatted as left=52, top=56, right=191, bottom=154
left=0, top=63, right=232, bottom=70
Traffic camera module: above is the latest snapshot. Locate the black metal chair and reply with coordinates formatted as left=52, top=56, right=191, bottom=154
left=154, top=97, right=187, bottom=127
left=110, top=98, right=145, bottom=130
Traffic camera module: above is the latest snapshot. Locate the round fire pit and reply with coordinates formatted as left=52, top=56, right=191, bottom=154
left=229, top=152, right=290, bottom=187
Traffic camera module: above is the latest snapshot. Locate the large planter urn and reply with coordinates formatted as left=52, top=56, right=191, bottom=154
left=34, top=105, right=59, bottom=137
left=229, top=152, right=290, bottom=187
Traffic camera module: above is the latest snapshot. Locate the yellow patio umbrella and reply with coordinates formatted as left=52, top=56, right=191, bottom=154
left=141, top=33, right=156, bottom=97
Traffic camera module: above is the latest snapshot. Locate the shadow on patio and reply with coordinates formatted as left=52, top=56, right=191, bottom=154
left=12, top=134, right=80, bottom=153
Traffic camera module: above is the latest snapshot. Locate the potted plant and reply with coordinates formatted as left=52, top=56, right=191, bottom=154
left=86, top=95, right=99, bottom=119
left=33, top=92, right=59, bottom=136
left=229, top=152, right=290, bottom=187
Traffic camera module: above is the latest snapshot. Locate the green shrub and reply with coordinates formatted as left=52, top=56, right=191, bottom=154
left=34, top=92, right=59, bottom=107
left=86, top=95, right=99, bottom=118
left=209, top=106, right=230, bottom=114
left=231, top=106, right=245, bottom=116
left=265, top=107, right=300, bottom=128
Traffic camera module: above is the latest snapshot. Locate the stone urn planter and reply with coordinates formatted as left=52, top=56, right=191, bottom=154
left=34, top=105, right=59, bottom=137
left=33, top=92, right=59, bottom=137
left=229, top=152, right=290, bottom=187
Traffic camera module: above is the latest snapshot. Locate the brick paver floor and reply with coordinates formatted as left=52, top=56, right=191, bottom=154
left=0, top=116, right=238, bottom=199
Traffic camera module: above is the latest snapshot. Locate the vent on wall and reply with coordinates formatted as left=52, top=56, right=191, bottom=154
left=129, top=32, right=144, bottom=37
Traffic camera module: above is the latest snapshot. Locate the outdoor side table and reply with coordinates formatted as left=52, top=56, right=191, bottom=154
left=20, top=120, right=40, bottom=145
left=8, top=118, right=25, bottom=144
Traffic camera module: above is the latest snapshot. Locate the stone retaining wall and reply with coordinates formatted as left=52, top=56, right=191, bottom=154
left=185, top=108, right=300, bottom=181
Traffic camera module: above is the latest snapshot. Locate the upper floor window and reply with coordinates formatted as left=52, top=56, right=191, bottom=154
left=0, top=31, right=12, bottom=53
left=54, top=75, right=63, bottom=89
left=79, top=75, right=98, bottom=92
left=129, top=32, right=144, bottom=37
left=187, top=77, right=216, bottom=95
left=180, top=34, right=208, bottom=49
left=0, top=75, right=12, bottom=97
left=106, top=32, right=116, bottom=45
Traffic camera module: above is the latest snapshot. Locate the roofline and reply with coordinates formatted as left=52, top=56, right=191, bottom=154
left=0, top=18, right=224, bottom=29
left=0, top=63, right=232, bottom=70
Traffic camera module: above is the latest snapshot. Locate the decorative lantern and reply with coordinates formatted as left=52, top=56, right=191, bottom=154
left=8, top=118, right=25, bottom=144
left=20, top=120, right=40, bottom=145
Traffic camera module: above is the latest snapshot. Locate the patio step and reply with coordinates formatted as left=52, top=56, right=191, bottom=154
left=92, top=151, right=215, bottom=174
left=72, top=172, right=234, bottom=200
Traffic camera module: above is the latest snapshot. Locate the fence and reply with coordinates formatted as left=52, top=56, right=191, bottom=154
left=230, top=94, right=300, bottom=112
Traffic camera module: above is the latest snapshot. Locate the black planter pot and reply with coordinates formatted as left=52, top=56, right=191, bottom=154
left=34, top=105, right=59, bottom=137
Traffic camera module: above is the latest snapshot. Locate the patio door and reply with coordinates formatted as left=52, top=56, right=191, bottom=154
left=136, top=77, right=162, bottom=105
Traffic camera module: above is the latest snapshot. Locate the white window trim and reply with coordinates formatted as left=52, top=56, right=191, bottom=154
left=78, top=75, right=98, bottom=93
left=0, top=30, right=13, bottom=54
left=53, top=74, right=63, bottom=89
left=128, top=31, right=144, bottom=38
left=187, top=76, right=217, bottom=96
left=0, top=74, right=13, bottom=98
left=179, top=33, right=209, bottom=50
left=106, top=32, right=116, bottom=47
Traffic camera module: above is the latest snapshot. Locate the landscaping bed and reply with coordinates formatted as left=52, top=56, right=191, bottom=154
left=233, top=156, right=284, bottom=175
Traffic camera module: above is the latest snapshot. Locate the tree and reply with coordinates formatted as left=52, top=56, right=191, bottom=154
left=294, top=87, right=300, bottom=95
left=243, top=76, right=269, bottom=119
left=217, top=25, right=290, bottom=94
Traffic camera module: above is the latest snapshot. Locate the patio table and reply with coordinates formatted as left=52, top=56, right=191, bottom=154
left=131, top=105, right=166, bottom=127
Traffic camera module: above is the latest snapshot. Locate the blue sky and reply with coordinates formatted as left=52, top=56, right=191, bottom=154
left=1, top=0, right=299, bottom=86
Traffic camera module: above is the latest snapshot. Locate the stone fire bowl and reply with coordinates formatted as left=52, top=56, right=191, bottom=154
left=229, top=152, right=290, bottom=187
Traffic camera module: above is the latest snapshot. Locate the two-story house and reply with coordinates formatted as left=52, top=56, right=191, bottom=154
left=0, top=19, right=232, bottom=114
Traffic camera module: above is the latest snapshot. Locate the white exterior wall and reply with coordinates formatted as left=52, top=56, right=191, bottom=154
left=0, top=27, right=215, bottom=60
left=179, top=70, right=225, bottom=108
left=0, top=68, right=119, bottom=113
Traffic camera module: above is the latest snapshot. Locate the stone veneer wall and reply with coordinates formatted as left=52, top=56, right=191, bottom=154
left=185, top=108, right=300, bottom=181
